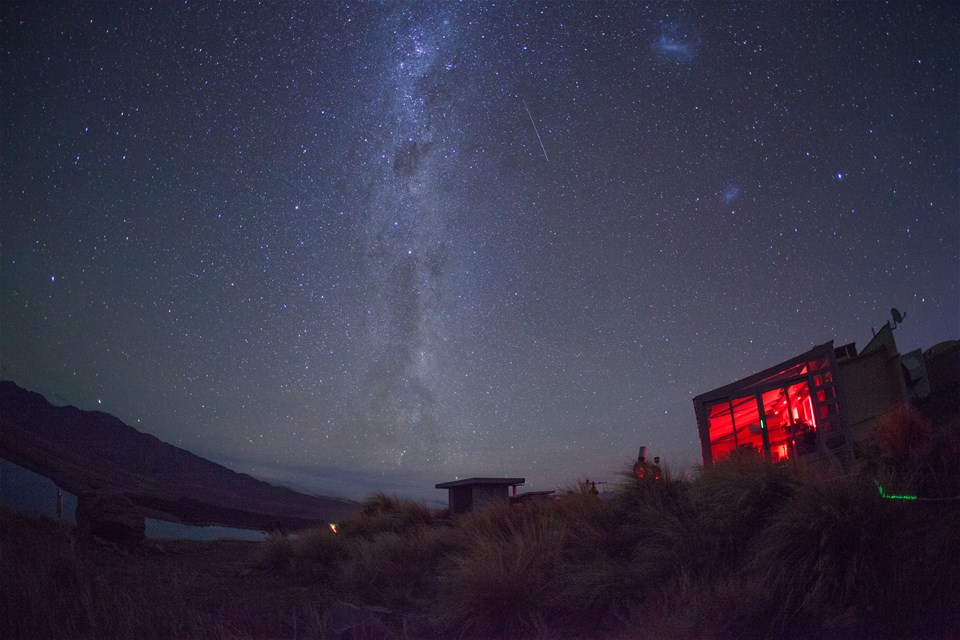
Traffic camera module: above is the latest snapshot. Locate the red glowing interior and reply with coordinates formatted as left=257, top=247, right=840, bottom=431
left=705, top=356, right=837, bottom=463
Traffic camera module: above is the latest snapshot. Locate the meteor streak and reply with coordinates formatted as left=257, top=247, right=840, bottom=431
left=522, top=98, right=549, bottom=162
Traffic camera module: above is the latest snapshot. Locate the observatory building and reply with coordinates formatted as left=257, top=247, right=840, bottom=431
left=692, top=321, right=955, bottom=467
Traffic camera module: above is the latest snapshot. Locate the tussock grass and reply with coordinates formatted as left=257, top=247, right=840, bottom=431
left=255, top=530, right=297, bottom=571
left=340, top=491, right=441, bottom=538
left=274, top=415, right=955, bottom=639
left=748, top=476, right=896, bottom=630
left=869, top=404, right=960, bottom=499
left=6, top=403, right=958, bottom=639
left=290, top=523, right=347, bottom=571
left=694, top=451, right=802, bottom=533
left=341, top=525, right=453, bottom=611
left=435, top=508, right=566, bottom=638
left=1, top=506, right=270, bottom=639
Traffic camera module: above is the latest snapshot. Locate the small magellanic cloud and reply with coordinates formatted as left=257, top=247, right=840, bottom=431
left=722, top=184, right=741, bottom=204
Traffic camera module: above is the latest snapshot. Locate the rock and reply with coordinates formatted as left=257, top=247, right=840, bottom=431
left=76, top=494, right=145, bottom=546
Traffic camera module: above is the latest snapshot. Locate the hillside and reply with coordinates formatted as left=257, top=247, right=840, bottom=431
left=0, top=381, right=357, bottom=530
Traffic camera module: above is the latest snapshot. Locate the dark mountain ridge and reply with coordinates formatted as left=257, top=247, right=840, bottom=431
left=0, top=381, right=357, bottom=530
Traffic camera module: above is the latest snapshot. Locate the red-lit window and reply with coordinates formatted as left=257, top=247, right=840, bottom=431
left=759, top=381, right=817, bottom=462
left=708, top=396, right=766, bottom=462
left=701, top=349, right=842, bottom=464
left=731, top=395, right=764, bottom=455
left=761, top=388, right=792, bottom=462
left=787, top=381, right=818, bottom=456
left=707, top=401, right=737, bottom=461
left=826, top=387, right=836, bottom=401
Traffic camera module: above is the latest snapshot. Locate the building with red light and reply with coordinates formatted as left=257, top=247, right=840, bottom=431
left=693, top=324, right=925, bottom=466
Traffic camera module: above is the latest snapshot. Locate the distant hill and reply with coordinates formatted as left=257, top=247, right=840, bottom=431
left=0, top=381, right=357, bottom=530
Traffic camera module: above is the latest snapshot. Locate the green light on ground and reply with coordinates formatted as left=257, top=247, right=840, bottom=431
left=874, top=480, right=918, bottom=500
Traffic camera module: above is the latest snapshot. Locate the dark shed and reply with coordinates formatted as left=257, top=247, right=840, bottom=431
left=435, top=477, right=525, bottom=515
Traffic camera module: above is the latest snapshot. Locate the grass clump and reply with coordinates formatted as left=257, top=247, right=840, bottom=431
left=341, top=525, right=453, bottom=611
left=338, top=491, right=441, bottom=538
left=748, top=476, right=897, bottom=633
left=257, top=416, right=954, bottom=639
left=435, top=508, right=566, bottom=638
left=255, top=530, right=298, bottom=571
left=6, top=402, right=957, bottom=639
left=866, top=404, right=960, bottom=499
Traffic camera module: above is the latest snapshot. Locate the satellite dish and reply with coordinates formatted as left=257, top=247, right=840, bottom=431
left=891, top=307, right=906, bottom=329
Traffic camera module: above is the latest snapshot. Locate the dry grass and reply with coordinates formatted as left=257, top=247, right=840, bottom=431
left=865, top=404, right=960, bottom=499
left=341, top=525, right=453, bottom=611
left=4, top=404, right=959, bottom=639
left=435, top=509, right=566, bottom=638
left=0, top=506, right=272, bottom=639
left=748, top=476, right=896, bottom=633
left=340, top=491, right=441, bottom=538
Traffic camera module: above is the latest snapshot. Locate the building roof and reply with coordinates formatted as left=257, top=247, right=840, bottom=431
left=692, top=341, right=834, bottom=405
left=435, top=477, right=525, bottom=489
left=859, top=323, right=897, bottom=358
left=512, top=491, right=555, bottom=502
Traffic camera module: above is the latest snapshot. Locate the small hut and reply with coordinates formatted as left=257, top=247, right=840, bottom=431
left=435, top=477, right=525, bottom=515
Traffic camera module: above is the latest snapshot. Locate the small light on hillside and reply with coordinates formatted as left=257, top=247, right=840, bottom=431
left=329, top=523, right=338, bottom=534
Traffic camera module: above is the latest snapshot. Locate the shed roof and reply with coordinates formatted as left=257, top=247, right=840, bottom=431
left=435, top=477, right=525, bottom=489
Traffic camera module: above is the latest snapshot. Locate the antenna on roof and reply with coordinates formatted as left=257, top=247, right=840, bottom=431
left=890, top=307, right=906, bottom=330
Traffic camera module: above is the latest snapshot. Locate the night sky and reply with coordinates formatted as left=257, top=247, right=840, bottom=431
left=2, top=2, right=957, bottom=500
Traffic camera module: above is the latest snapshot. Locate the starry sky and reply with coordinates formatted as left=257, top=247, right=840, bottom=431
left=2, top=2, right=957, bottom=500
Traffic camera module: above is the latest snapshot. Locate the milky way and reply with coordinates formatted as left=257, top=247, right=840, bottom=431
left=1, top=2, right=957, bottom=498
left=358, top=7, right=460, bottom=468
